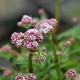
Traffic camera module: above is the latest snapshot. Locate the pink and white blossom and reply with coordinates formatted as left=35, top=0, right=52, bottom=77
left=11, top=32, right=24, bottom=47
left=17, top=15, right=36, bottom=27
left=28, top=73, right=36, bottom=80
left=49, top=18, right=57, bottom=26
left=64, top=41, right=71, bottom=46
left=24, top=29, right=43, bottom=51
left=35, top=19, right=57, bottom=34
left=24, top=41, right=39, bottom=51
left=15, top=74, right=28, bottom=80
left=66, top=69, right=77, bottom=79
left=24, top=29, right=43, bottom=42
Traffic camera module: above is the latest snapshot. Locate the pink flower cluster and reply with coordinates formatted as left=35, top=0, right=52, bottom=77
left=37, top=19, right=57, bottom=26
left=49, top=18, right=57, bottom=26
left=12, top=15, right=57, bottom=50
left=28, top=73, right=36, bottom=80
left=64, top=41, right=71, bottom=46
left=15, top=73, right=36, bottom=80
left=24, top=29, right=43, bottom=51
left=18, top=15, right=36, bottom=27
left=35, top=19, right=57, bottom=34
left=67, top=69, right=77, bottom=79
left=11, top=29, right=43, bottom=51
left=15, top=74, right=28, bottom=80
left=11, top=32, right=23, bottom=47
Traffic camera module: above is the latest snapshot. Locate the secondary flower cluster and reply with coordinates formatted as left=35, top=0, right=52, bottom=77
left=15, top=73, right=36, bottom=80
left=18, top=15, right=36, bottom=27
left=35, top=19, right=57, bottom=34
left=33, top=52, right=46, bottom=63
left=11, top=29, right=43, bottom=51
left=66, top=69, right=77, bottom=80
left=11, top=32, right=23, bottom=47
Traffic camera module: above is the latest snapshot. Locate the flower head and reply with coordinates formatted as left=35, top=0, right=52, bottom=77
left=33, top=52, right=46, bottom=63
left=24, top=41, right=39, bottom=51
left=24, top=29, right=43, bottom=42
left=35, top=19, right=57, bottom=34
left=24, top=29, right=43, bottom=51
left=15, top=74, right=28, bottom=80
left=64, top=41, right=71, bottom=46
left=38, top=8, right=45, bottom=15
left=42, top=47, right=46, bottom=51
left=11, top=29, right=43, bottom=51
left=17, top=21, right=24, bottom=27
left=66, top=69, right=77, bottom=79
left=22, top=15, right=36, bottom=24
left=3, top=69, right=12, bottom=77
left=37, top=23, right=53, bottom=34
left=69, top=37, right=75, bottom=43
left=18, top=15, right=36, bottom=27
left=0, top=44, right=11, bottom=52
left=28, top=73, right=36, bottom=80
left=49, top=18, right=57, bottom=26
left=11, top=32, right=24, bottom=47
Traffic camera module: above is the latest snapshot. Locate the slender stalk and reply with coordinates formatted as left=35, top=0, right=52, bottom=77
left=62, top=47, right=69, bottom=55
left=55, top=0, right=62, bottom=34
left=48, top=33, right=62, bottom=80
left=28, top=52, right=33, bottom=73
left=38, top=50, right=40, bottom=55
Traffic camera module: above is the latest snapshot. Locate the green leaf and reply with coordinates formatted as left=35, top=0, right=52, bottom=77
left=58, top=24, right=80, bottom=40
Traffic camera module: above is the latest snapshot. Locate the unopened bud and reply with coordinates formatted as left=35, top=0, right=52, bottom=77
left=38, top=8, right=45, bottom=15
left=71, top=17, right=78, bottom=25
left=64, top=41, right=71, bottom=46
left=42, top=47, right=46, bottom=51
left=69, top=37, right=75, bottom=43
left=3, top=69, right=12, bottom=77
left=57, top=50, right=62, bottom=55
left=66, top=69, right=77, bottom=80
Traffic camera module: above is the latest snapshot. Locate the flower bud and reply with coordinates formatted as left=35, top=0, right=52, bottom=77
left=28, top=73, right=36, bottom=80
left=64, top=41, right=71, bottom=46
left=66, top=69, right=77, bottom=80
left=33, top=52, right=46, bottom=63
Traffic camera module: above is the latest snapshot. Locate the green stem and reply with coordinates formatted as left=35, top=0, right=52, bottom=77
left=55, top=0, right=62, bottom=34
left=48, top=33, right=62, bottom=80
left=28, top=52, right=33, bottom=73
left=62, top=47, right=67, bottom=54
left=55, top=0, right=62, bottom=20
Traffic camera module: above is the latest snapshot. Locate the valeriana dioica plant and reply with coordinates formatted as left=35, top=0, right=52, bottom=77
left=11, top=15, right=75, bottom=80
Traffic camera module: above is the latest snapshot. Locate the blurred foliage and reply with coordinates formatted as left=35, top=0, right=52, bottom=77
left=58, top=24, right=80, bottom=40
